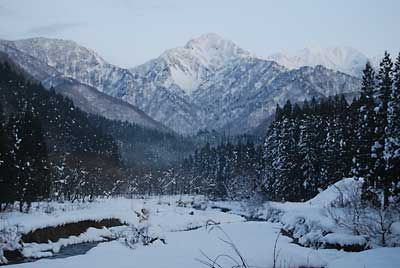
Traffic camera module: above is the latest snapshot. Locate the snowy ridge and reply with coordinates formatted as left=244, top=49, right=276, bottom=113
left=131, top=33, right=251, bottom=95
left=1, top=35, right=362, bottom=134
left=183, top=33, right=252, bottom=70
left=193, top=60, right=360, bottom=134
left=129, top=34, right=361, bottom=134
left=0, top=39, right=166, bottom=131
left=266, top=46, right=372, bottom=77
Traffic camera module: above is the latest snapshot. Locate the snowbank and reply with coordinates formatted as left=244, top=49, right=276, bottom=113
left=0, top=196, right=244, bottom=264
left=239, top=178, right=373, bottom=250
left=8, top=221, right=398, bottom=268
left=327, top=247, right=400, bottom=268
left=307, top=177, right=364, bottom=207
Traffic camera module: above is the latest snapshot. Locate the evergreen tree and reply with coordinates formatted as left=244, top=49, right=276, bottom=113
left=9, top=110, right=50, bottom=211
left=371, top=52, right=393, bottom=207
left=273, top=115, right=301, bottom=201
left=298, top=114, right=319, bottom=199
left=0, top=104, right=15, bottom=210
left=353, top=62, right=376, bottom=178
left=384, top=53, right=400, bottom=203
left=262, top=120, right=281, bottom=200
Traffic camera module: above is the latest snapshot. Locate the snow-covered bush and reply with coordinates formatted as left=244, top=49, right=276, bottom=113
left=0, top=225, right=21, bottom=264
left=325, top=178, right=400, bottom=247
left=121, top=208, right=165, bottom=249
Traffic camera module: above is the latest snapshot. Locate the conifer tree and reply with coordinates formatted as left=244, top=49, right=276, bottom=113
left=298, top=113, right=319, bottom=199
left=372, top=52, right=393, bottom=207
left=0, top=104, right=15, bottom=210
left=353, top=62, right=376, bottom=178
left=384, top=53, right=400, bottom=202
left=9, top=110, right=50, bottom=211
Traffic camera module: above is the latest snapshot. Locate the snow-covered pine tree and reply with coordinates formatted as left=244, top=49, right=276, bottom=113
left=9, top=109, right=50, bottom=212
left=352, top=62, right=376, bottom=179
left=384, top=53, right=400, bottom=203
left=323, top=95, right=349, bottom=182
left=319, top=97, right=337, bottom=188
left=272, top=101, right=302, bottom=201
left=262, top=117, right=281, bottom=200
left=298, top=101, right=320, bottom=199
left=372, top=51, right=393, bottom=208
left=0, top=103, right=15, bottom=211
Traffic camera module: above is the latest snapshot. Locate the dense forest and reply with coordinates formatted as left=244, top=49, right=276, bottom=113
left=0, top=59, right=258, bottom=210
left=1, top=52, right=399, bottom=213
left=169, top=52, right=400, bottom=210
left=0, top=61, right=124, bottom=210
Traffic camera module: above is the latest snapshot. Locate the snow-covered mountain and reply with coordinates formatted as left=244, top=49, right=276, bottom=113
left=0, top=34, right=362, bottom=134
left=0, top=40, right=167, bottom=131
left=193, top=59, right=360, bottom=134
left=129, top=34, right=360, bottom=134
left=130, top=33, right=251, bottom=96
left=266, top=47, right=370, bottom=77
left=0, top=37, right=208, bottom=134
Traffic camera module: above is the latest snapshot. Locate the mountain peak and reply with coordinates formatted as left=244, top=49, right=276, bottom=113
left=7, top=37, right=107, bottom=68
left=184, top=33, right=231, bottom=49
left=131, top=33, right=252, bottom=96
left=183, top=33, right=251, bottom=69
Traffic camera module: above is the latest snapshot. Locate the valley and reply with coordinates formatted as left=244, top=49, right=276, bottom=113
left=0, top=2, right=399, bottom=266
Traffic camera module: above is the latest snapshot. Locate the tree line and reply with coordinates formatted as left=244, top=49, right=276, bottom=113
left=0, top=59, right=235, bottom=210
left=1, top=51, right=399, bottom=210
left=0, top=61, right=123, bottom=211
left=260, top=52, right=400, bottom=206
left=167, top=52, right=400, bottom=206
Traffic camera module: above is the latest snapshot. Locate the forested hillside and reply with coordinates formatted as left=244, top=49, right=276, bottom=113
left=167, top=53, right=400, bottom=209
left=88, top=115, right=195, bottom=170
left=0, top=61, right=125, bottom=210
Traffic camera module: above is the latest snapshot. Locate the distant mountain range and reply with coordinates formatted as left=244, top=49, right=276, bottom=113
left=0, top=34, right=364, bottom=135
left=0, top=40, right=167, bottom=131
left=266, top=46, right=381, bottom=77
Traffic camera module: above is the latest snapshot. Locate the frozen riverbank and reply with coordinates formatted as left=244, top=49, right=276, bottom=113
left=6, top=221, right=400, bottom=268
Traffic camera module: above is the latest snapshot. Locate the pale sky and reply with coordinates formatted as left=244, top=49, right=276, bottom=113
left=0, top=0, right=398, bottom=67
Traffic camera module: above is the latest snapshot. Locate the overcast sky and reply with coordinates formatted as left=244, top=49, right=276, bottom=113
left=0, top=0, right=398, bottom=67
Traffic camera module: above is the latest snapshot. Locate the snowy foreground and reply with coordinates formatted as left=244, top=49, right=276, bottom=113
left=6, top=221, right=400, bottom=268
left=1, top=180, right=400, bottom=268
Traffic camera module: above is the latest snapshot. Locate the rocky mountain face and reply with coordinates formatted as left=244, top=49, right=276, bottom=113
left=193, top=60, right=360, bottom=134
left=0, top=40, right=167, bottom=131
left=0, top=34, right=362, bottom=135
left=129, top=34, right=361, bottom=134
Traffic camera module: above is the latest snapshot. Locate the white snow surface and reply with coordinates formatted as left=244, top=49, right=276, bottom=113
left=6, top=221, right=400, bottom=268
left=0, top=196, right=244, bottom=264
left=326, top=247, right=400, bottom=268
left=0, top=196, right=244, bottom=234
left=2, top=182, right=399, bottom=267
left=307, top=177, right=364, bottom=207
left=321, top=233, right=367, bottom=247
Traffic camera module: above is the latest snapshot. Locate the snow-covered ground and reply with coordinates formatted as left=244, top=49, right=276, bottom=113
left=5, top=221, right=400, bottom=268
left=0, top=196, right=243, bottom=263
left=0, top=196, right=242, bottom=234
left=1, top=180, right=400, bottom=268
